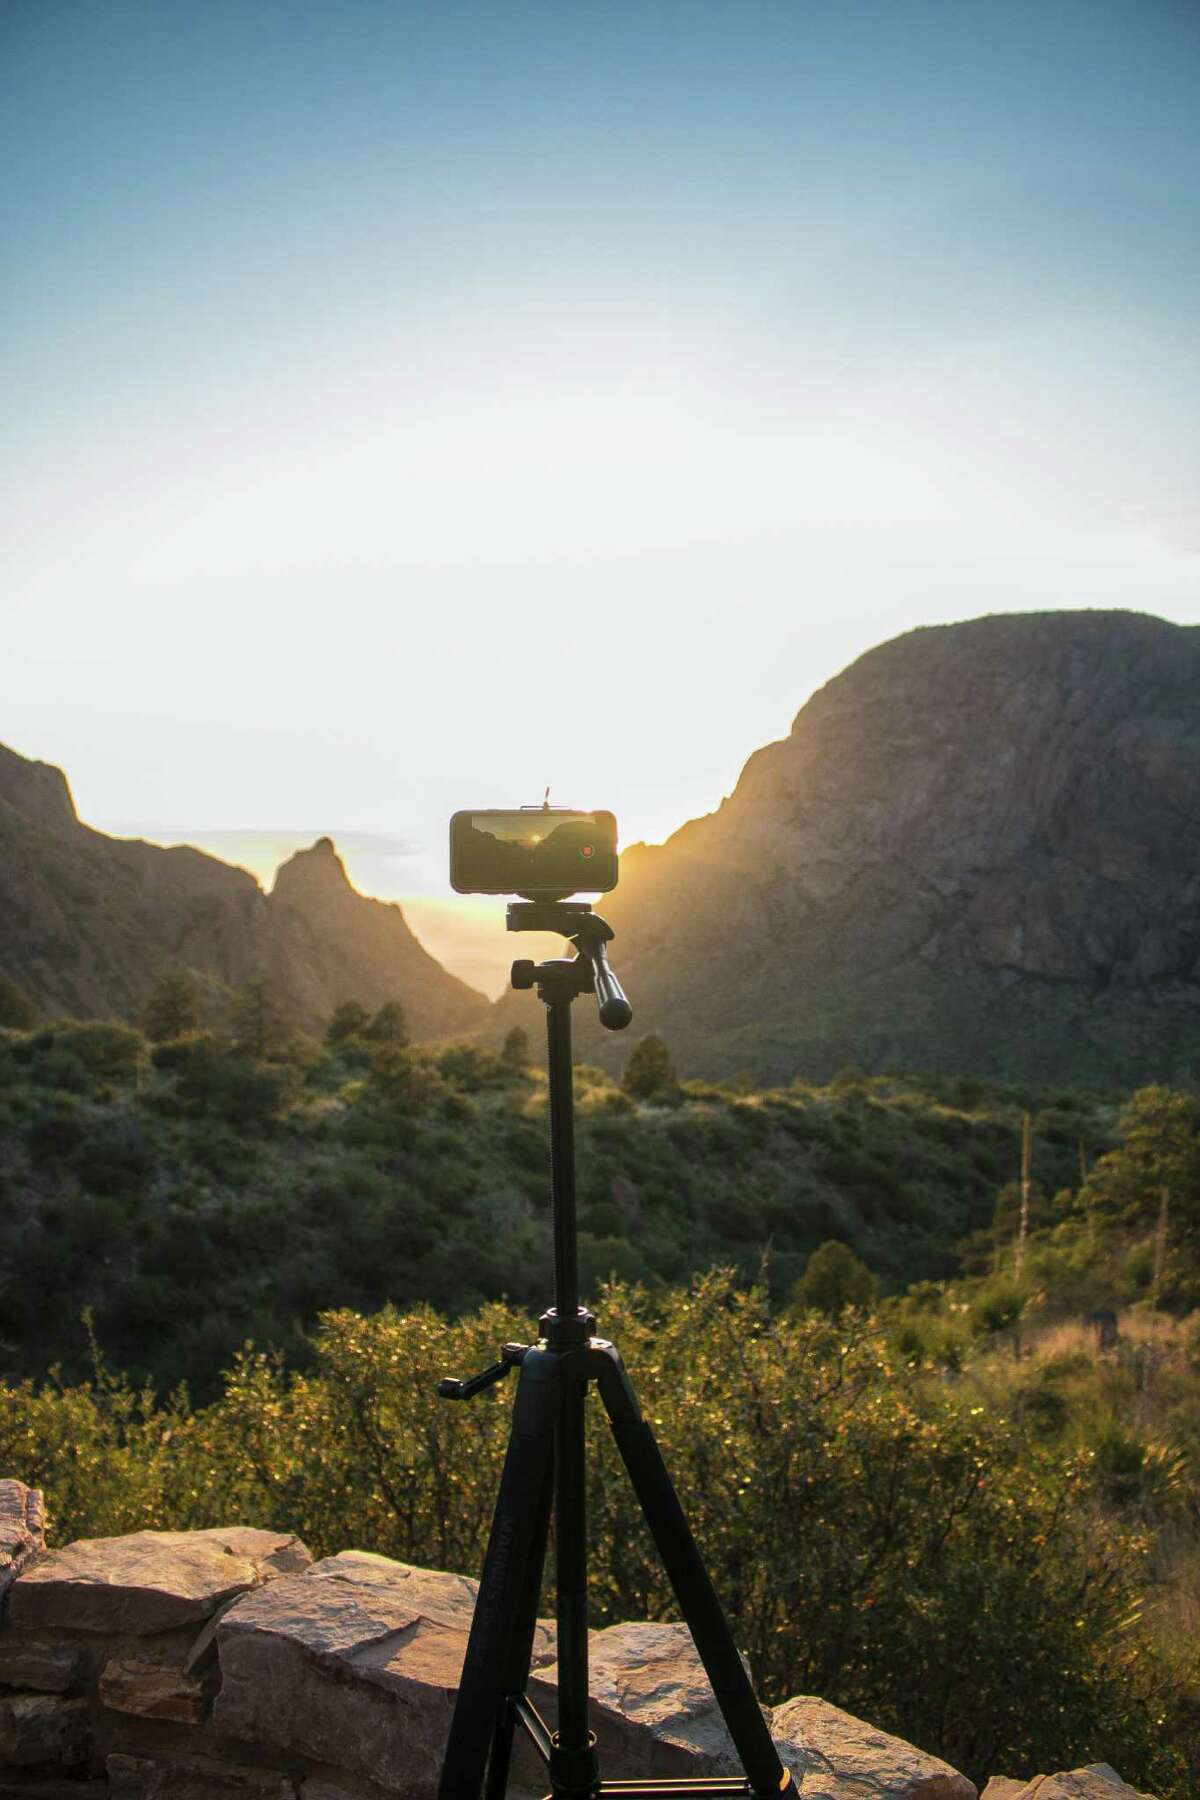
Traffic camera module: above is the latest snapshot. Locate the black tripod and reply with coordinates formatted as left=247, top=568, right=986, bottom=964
left=436, top=901, right=790, bottom=1800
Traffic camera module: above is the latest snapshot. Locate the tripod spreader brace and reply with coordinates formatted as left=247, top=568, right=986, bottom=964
left=508, top=902, right=633, bottom=1032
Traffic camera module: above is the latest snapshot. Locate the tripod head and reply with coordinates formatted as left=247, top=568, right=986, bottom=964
left=508, top=901, right=633, bottom=1031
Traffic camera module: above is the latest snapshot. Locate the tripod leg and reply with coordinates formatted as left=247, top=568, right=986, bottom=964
left=439, top=1350, right=561, bottom=1800
left=592, top=1347, right=789, bottom=1799
left=483, top=1447, right=554, bottom=1800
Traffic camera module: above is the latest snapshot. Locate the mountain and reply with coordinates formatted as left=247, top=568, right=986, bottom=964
left=0, top=742, right=488, bottom=1039
left=525, top=611, right=1200, bottom=1086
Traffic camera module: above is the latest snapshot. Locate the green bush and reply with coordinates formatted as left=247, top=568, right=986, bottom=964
left=0, top=1275, right=1184, bottom=1795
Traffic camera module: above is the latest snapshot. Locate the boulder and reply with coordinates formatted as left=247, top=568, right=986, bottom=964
left=980, top=1767, right=1155, bottom=1800
left=9, top=1527, right=311, bottom=1635
left=0, top=1480, right=45, bottom=1602
left=771, top=1695, right=976, bottom=1799
left=212, top=1556, right=485, bottom=1798
left=537, top=1619, right=745, bottom=1774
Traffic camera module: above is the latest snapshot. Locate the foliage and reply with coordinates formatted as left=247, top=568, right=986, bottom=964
left=502, top=1026, right=531, bottom=1070
left=0, top=1275, right=1191, bottom=1795
left=364, top=1001, right=408, bottom=1045
left=325, top=1000, right=370, bottom=1046
left=622, top=1034, right=678, bottom=1099
left=0, top=974, right=38, bottom=1029
left=142, top=967, right=202, bottom=1042
left=792, top=1240, right=876, bottom=1315
left=230, top=979, right=285, bottom=1060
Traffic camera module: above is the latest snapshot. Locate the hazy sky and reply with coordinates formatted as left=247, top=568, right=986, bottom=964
left=3, top=1, right=1198, bottom=990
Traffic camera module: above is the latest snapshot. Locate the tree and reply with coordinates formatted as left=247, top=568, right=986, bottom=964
left=0, top=974, right=38, bottom=1030
left=792, top=1240, right=876, bottom=1316
left=622, top=1034, right=677, bottom=1099
left=326, top=1001, right=370, bottom=1047
left=1083, top=1085, right=1200, bottom=1244
left=141, top=967, right=202, bottom=1042
left=365, top=1001, right=408, bottom=1046
left=501, top=1026, right=531, bottom=1070
left=230, top=979, right=283, bottom=1061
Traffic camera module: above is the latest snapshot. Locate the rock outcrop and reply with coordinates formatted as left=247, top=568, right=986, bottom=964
left=0, top=743, right=488, bottom=1040
left=538, top=612, right=1200, bottom=1085
left=0, top=1482, right=1157, bottom=1800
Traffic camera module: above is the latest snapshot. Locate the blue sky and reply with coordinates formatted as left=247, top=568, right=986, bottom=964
left=3, top=1, right=1198, bottom=989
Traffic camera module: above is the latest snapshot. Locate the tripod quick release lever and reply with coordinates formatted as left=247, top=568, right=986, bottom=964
left=437, top=1342, right=528, bottom=1401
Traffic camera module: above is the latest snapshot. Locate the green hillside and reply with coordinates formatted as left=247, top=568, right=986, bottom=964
left=0, top=1015, right=1125, bottom=1396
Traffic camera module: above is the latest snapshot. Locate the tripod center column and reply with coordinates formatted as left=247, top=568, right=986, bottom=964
left=545, top=994, right=580, bottom=1320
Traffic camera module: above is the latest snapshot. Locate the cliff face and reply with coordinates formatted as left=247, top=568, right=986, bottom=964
left=0, top=744, right=488, bottom=1038
left=557, top=612, right=1200, bottom=1084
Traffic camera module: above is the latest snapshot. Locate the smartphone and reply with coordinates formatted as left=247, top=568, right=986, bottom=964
left=449, top=809, right=618, bottom=896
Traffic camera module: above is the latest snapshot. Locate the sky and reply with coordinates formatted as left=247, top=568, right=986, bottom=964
left=3, top=0, right=1198, bottom=994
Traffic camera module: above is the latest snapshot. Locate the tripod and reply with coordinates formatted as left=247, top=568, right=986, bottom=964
left=436, top=901, right=790, bottom=1800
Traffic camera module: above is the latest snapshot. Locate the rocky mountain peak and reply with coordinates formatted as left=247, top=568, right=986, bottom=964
left=270, top=837, right=355, bottom=910
left=558, top=609, right=1200, bottom=1086
left=0, top=743, right=79, bottom=835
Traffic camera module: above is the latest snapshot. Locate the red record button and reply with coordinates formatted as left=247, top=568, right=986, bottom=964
left=580, top=844, right=594, bottom=858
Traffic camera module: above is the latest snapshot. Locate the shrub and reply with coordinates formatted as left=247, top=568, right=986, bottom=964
left=792, top=1240, right=876, bottom=1316
left=622, top=1035, right=677, bottom=1099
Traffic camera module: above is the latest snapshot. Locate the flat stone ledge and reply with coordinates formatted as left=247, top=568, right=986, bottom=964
left=771, top=1695, right=976, bottom=1799
left=10, top=1528, right=312, bottom=1635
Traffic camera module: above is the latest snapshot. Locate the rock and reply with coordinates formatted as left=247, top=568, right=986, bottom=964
left=107, top=1751, right=295, bottom=1797
left=0, top=1692, right=90, bottom=1766
left=981, top=1766, right=1155, bottom=1800
left=99, top=1654, right=208, bottom=1723
left=537, top=1619, right=745, bottom=1774
left=213, top=1554, right=557, bottom=1799
left=771, top=1695, right=976, bottom=1799
left=0, top=1479, right=46, bottom=1602
left=0, top=1635, right=81, bottom=1692
left=9, top=1527, right=311, bottom=1635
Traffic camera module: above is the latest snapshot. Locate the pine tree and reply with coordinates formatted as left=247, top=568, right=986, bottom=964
left=141, top=967, right=202, bottom=1042
left=501, top=1026, right=531, bottom=1070
left=365, top=1001, right=408, bottom=1046
left=231, top=979, right=282, bottom=1060
left=326, top=1000, right=370, bottom=1046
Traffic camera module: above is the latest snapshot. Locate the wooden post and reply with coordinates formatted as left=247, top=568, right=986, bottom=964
left=1015, top=1111, right=1032, bottom=1281
left=1152, top=1185, right=1170, bottom=1309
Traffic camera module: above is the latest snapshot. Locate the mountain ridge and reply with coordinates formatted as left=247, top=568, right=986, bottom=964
left=504, top=609, right=1200, bottom=1085
left=0, top=742, right=488, bottom=1039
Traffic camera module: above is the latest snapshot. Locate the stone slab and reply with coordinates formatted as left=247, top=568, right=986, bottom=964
left=0, top=1634, right=82, bottom=1692
left=0, top=1692, right=91, bottom=1766
left=771, top=1695, right=977, bottom=1799
left=0, top=1480, right=46, bottom=1603
left=536, top=1619, right=747, bottom=1775
left=982, top=1767, right=1155, bottom=1800
left=99, top=1654, right=208, bottom=1724
left=212, top=1567, right=462, bottom=1798
left=107, top=1751, right=295, bottom=1797
left=10, top=1528, right=311, bottom=1634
